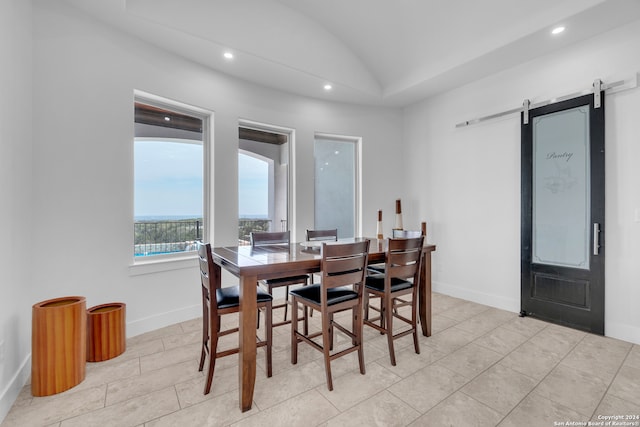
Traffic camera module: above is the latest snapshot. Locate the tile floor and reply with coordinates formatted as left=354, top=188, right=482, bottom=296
left=3, top=293, right=640, bottom=426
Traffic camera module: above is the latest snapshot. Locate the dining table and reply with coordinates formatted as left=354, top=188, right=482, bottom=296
left=210, top=237, right=436, bottom=412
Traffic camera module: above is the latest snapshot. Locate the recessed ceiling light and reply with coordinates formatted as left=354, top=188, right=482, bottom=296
left=223, top=52, right=234, bottom=59
left=323, top=84, right=332, bottom=91
left=551, top=26, right=565, bottom=35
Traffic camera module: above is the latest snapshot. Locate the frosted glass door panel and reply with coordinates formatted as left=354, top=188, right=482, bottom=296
left=532, top=106, right=590, bottom=269
left=314, top=138, right=356, bottom=238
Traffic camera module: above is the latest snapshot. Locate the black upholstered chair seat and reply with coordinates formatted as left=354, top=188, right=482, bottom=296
left=217, top=286, right=273, bottom=310
left=365, top=274, right=413, bottom=293
left=289, top=284, right=358, bottom=306
left=366, top=263, right=385, bottom=273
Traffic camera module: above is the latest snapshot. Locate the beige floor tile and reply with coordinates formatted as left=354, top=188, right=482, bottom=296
left=126, top=324, right=184, bottom=346
left=146, top=388, right=254, bottom=427
left=317, top=362, right=402, bottom=412
left=116, top=337, right=165, bottom=361
left=473, top=325, right=529, bottom=355
left=421, top=326, right=477, bottom=354
left=624, top=345, right=640, bottom=370
left=436, top=343, right=502, bottom=379
left=608, top=365, right=640, bottom=406
left=438, top=301, right=489, bottom=323
left=2, top=385, right=106, bottom=427
left=534, top=364, right=609, bottom=417
left=498, top=341, right=562, bottom=380
left=60, top=387, right=179, bottom=427
left=162, top=329, right=200, bottom=350
left=431, top=313, right=460, bottom=334
left=325, top=390, right=420, bottom=427
left=454, top=308, right=514, bottom=336
left=500, top=316, right=548, bottom=337
left=388, top=364, right=469, bottom=412
left=231, top=389, right=339, bottom=427
left=76, top=357, right=140, bottom=392
left=528, top=323, right=586, bottom=358
left=106, top=359, right=201, bottom=406
left=593, top=394, right=640, bottom=421
left=179, top=317, right=203, bottom=334
left=461, top=364, right=538, bottom=415
left=140, top=342, right=201, bottom=373
left=560, top=333, right=632, bottom=382
left=174, top=362, right=238, bottom=408
left=251, top=359, right=326, bottom=409
left=498, top=393, right=585, bottom=427
left=431, top=293, right=467, bottom=315
left=375, top=344, right=445, bottom=378
left=411, top=392, right=502, bottom=427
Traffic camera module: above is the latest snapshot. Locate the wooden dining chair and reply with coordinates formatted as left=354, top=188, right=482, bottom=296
left=290, top=239, right=370, bottom=391
left=250, top=231, right=309, bottom=327
left=197, top=242, right=273, bottom=395
left=368, top=228, right=424, bottom=274
left=306, top=228, right=338, bottom=242
left=363, top=236, right=424, bottom=366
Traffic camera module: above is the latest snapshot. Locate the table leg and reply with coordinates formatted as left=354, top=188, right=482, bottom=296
left=238, top=274, right=258, bottom=412
left=418, top=251, right=432, bottom=337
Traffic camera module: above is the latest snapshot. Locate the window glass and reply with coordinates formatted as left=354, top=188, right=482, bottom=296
left=134, top=99, right=206, bottom=258
left=314, top=136, right=358, bottom=238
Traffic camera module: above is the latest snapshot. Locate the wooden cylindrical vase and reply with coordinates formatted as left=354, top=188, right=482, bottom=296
left=87, top=302, right=126, bottom=362
left=31, top=296, right=87, bottom=396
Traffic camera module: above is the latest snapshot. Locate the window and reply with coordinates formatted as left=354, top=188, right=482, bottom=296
left=238, top=122, right=292, bottom=244
left=133, top=94, right=210, bottom=259
left=314, top=134, right=360, bottom=238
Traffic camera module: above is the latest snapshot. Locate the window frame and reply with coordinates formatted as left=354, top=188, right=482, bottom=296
left=130, top=90, right=212, bottom=271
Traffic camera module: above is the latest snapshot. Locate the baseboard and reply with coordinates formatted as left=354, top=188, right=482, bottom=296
left=126, top=304, right=201, bottom=338
left=0, top=353, right=31, bottom=425
left=432, top=280, right=520, bottom=314
left=605, top=321, right=640, bottom=346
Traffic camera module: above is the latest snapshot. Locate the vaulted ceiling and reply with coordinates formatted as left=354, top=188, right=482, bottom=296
left=62, top=0, right=640, bottom=107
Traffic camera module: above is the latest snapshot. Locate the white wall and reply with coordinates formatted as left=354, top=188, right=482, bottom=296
left=29, top=0, right=404, bottom=340
left=404, top=20, right=640, bottom=345
left=0, top=0, right=34, bottom=421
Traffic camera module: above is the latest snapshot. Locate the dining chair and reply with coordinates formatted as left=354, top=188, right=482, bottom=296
left=250, top=231, right=309, bottom=327
left=197, top=242, right=273, bottom=395
left=290, top=239, right=370, bottom=391
left=363, top=236, right=424, bottom=366
left=368, top=228, right=424, bottom=274
left=306, top=228, right=338, bottom=242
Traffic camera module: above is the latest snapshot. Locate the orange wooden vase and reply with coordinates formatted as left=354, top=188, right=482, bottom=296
left=31, top=296, right=87, bottom=396
left=86, top=302, right=126, bottom=362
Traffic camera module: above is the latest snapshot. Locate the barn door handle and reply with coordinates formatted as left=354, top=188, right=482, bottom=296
left=593, top=223, right=600, bottom=255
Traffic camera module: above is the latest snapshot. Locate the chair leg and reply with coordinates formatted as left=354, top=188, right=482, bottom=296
left=385, top=295, right=397, bottom=366
left=291, top=297, right=299, bottom=365
left=321, top=312, right=334, bottom=391
left=199, top=302, right=208, bottom=372
left=303, top=305, right=309, bottom=336
left=204, top=334, right=218, bottom=394
left=283, top=285, right=289, bottom=321
left=265, top=302, right=273, bottom=377
left=355, top=304, right=365, bottom=375
left=412, top=292, right=420, bottom=355
left=329, top=313, right=334, bottom=351
left=363, top=291, right=369, bottom=321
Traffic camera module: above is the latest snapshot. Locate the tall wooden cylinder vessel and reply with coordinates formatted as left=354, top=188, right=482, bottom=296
left=31, top=296, right=87, bottom=396
left=87, top=302, right=126, bottom=362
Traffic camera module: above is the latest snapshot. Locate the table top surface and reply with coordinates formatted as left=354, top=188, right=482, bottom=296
left=211, top=237, right=435, bottom=275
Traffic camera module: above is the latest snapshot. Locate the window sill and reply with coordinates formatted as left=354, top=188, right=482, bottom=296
left=129, top=253, right=198, bottom=276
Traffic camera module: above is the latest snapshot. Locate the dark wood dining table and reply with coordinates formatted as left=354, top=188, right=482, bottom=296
left=210, top=237, right=436, bottom=412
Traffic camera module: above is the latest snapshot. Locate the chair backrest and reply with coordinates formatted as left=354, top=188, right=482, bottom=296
left=392, top=229, right=423, bottom=238
left=198, top=242, right=221, bottom=315
left=250, top=230, right=290, bottom=247
left=385, top=236, right=424, bottom=283
left=320, top=240, right=370, bottom=302
left=306, top=229, right=338, bottom=242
